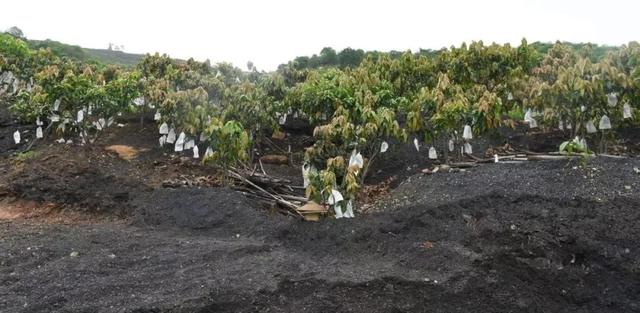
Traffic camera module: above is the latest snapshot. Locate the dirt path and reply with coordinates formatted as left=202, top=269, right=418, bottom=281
left=1, top=157, right=639, bottom=312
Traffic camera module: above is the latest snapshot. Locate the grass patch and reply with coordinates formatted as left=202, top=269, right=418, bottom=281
left=14, top=150, right=39, bottom=162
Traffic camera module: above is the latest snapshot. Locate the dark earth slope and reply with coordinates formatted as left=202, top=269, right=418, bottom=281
left=1, top=156, right=639, bottom=312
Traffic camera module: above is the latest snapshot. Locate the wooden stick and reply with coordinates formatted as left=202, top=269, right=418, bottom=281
left=279, top=194, right=309, bottom=202
left=527, top=154, right=586, bottom=161
left=449, top=162, right=478, bottom=168
left=227, top=170, right=303, bottom=216
left=598, top=153, right=627, bottom=159
left=258, top=159, right=267, bottom=175
left=264, top=137, right=289, bottom=154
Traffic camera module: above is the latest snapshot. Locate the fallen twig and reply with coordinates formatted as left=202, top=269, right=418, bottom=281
left=527, top=154, right=586, bottom=161
left=449, top=162, right=478, bottom=168
left=227, top=169, right=304, bottom=218
left=598, top=153, right=627, bottom=159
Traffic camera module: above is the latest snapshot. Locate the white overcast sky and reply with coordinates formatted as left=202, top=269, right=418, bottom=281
left=2, top=0, right=637, bottom=71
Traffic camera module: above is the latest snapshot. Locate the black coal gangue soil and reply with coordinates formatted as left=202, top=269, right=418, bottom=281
left=6, top=145, right=148, bottom=216
left=131, top=187, right=287, bottom=235
left=2, top=157, right=640, bottom=313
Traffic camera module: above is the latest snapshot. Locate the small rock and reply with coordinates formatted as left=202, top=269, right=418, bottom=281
left=633, top=167, right=640, bottom=174
left=510, top=224, right=517, bottom=230
left=624, top=185, right=632, bottom=191
left=271, top=130, right=286, bottom=140
left=260, top=154, right=289, bottom=165
left=108, top=254, right=116, bottom=259
left=70, top=251, right=79, bottom=257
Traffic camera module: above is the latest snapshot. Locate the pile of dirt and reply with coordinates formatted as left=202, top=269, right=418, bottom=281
left=3, top=122, right=223, bottom=215
left=6, top=145, right=149, bottom=216
left=377, top=157, right=640, bottom=211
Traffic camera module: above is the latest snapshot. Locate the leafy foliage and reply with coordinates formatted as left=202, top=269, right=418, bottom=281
left=3, top=34, right=640, bottom=218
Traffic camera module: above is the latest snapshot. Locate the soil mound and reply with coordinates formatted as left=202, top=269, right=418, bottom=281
left=7, top=150, right=146, bottom=216
left=207, top=193, right=640, bottom=313
left=378, top=157, right=640, bottom=211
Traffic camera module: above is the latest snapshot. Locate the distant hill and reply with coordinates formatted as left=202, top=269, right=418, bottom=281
left=27, top=39, right=144, bottom=67
left=83, top=48, right=144, bottom=67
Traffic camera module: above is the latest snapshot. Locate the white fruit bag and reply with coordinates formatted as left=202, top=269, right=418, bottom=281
left=166, top=129, right=176, bottom=143
left=205, top=147, right=214, bottom=158
left=159, top=122, right=169, bottom=135
left=607, top=93, right=618, bottom=107
left=428, top=147, right=437, bottom=159
left=154, top=111, right=161, bottom=121
left=380, top=141, right=388, bottom=153
left=448, top=139, right=454, bottom=152
left=349, top=150, right=364, bottom=170
left=463, top=125, right=473, bottom=140
left=176, top=132, right=186, bottom=146
left=328, top=189, right=344, bottom=219
left=174, top=141, right=184, bottom=152
left=77, top=110, right=84, bottom=123
left=333, top=203, right=344, bottom=219
left=623, top=103, right=632, bottom=119
left=36, top=126, right=43, bottom=139
left=413, top=138, right=420, bottom=151
left=328, top=189, right=343, bottom=205
left=579, top=138, right=588, bottom=150
left=184, top=139, right=195, bottom=150
left=302, top=163, right=317, bottom=188
left=159, top=135, right=166, bottom=147
left=524, top=109, right=533, bottom=123
left=193, top=145, right=199, bottom=158
left=134, top=97, right=145, bottom=106
left=344, top=200, right=355, bottom=218
left=585, top=120, right=597, bottom=133
left=13, top=130, right=20, bottom=144
left=464, top=143, right=473, bottom=154
left=599, top=115, right=611, bottom=130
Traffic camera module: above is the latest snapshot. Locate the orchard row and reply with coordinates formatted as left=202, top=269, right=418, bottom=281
left=2, top=33, right=639, bottom=216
